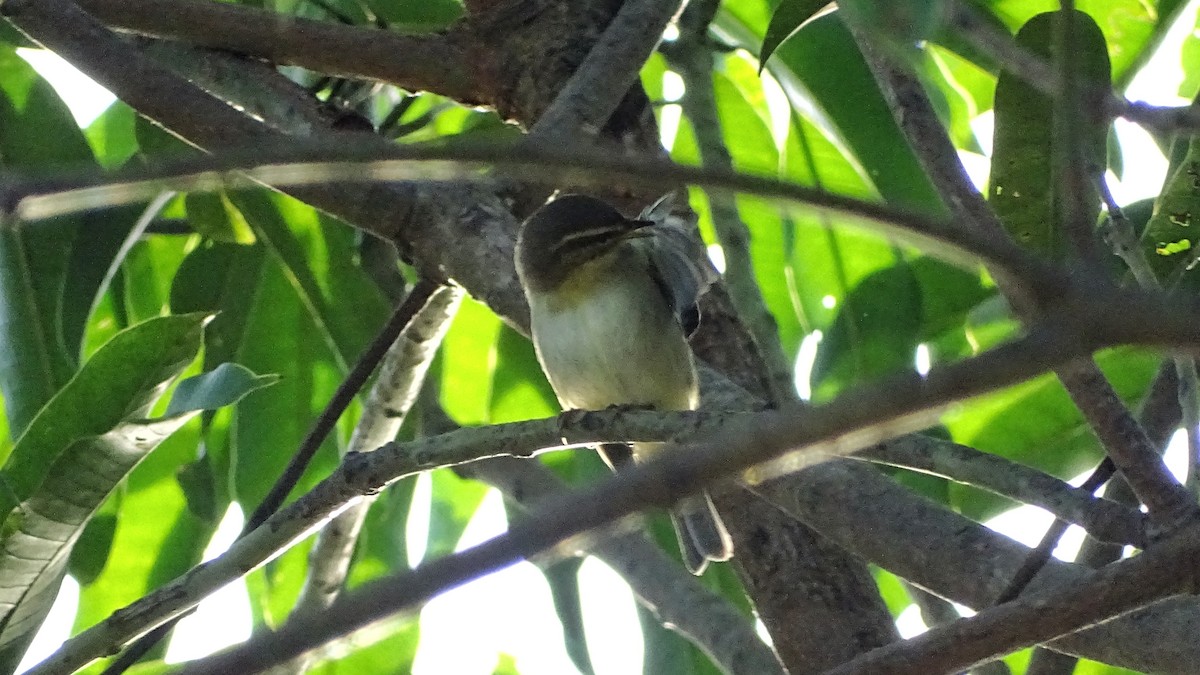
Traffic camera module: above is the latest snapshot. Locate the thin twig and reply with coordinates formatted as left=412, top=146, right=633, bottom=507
left=992, top=458, right=1115, bottom=605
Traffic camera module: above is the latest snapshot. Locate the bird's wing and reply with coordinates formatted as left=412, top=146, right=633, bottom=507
left=634, top=197, right=719, bottom=337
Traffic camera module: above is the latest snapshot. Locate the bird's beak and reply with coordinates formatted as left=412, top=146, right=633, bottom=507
left=621, top=219, right=655, bottom=240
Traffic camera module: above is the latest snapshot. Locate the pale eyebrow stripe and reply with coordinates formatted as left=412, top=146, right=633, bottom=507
left=550, top=223, right=630, bottom=253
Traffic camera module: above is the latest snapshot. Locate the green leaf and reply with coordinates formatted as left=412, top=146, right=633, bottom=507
left=838, top=0, right=948, bottom=45
left=490, top=326, right=557, bottom=424
left=1, top=313, right=208, bottom=501
left=0, top=313, right=206, bottom=669
left=68, top=494, right=120, bottom=585
left=982, top=1, right=1189, bottom=86
left=638, top=603, right=719, bottom=675
left=73, top=451, right=211, bottom=649
left=166, top=362, right=280, bottom=416
left=989, top=10, right=1111, bottom=257
left=230, top=191, right=390, bottom=373
left=944, top=347, right=1159, bottom=521
left=1141, top=136, right=1200, bottom=284
left=440, top=296, right=502, bottom=426
left=85, top=102, right=139, bottom=169
left=759, top=0, right=830, bottom=72
left=0, top=47, right=103, bottom=437
left=246, top=537, right=313, bottom=629
left=229, top=255, right=341, bottom=509
left=812, top=260, right=922, bottom=395
left=185, top=192, right=257, bottom=244
left=728, top=10, right=945, bottom=214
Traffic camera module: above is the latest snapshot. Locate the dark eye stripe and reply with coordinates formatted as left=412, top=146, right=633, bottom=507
left=549, top=223, right=632, bottom=256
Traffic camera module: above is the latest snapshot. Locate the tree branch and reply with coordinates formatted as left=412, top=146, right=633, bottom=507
left=72, top=0, right=484, bottom=104
left=760, top=460, right=1200, bottom=672
left=824, top=520, right=1200, bottom=675
left=858, top=436, right=1146, bottom=546
left=155, top=330, right=1114, bottom=674
left=528, top=0, right=681, bottom=142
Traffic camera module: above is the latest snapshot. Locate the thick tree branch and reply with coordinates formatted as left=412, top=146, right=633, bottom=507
left=528, top=0, right=680, bottom=142
left=73, top=0, right=484, bottom=104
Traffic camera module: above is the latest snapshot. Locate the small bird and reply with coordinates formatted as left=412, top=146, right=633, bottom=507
left=515, top=193, right=732, bottom=574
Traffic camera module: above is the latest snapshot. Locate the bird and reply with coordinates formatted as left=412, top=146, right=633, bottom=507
left=515, top=192, right=732, bottom=574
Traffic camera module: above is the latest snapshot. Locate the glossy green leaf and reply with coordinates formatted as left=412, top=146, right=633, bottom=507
left=230, top=255, right=341, bottom=510
left=0, top=48, right=100, bottom=438
left=229, top=192, right=355, bottom=372
left=759, top=0, right=830, bottom=71
left=246, top=537, right=314, bottom=629
left=73, top=450, right=210, bottom=648
left=725, top=10, right=945, bottom=215
left=1, top=313, right=207, bottom=501
left=638, top=603, right=718, bottom=675
left=812, top=260, right=922, bottom=395
left=490, top=326, right=557, bottom=424
left=166, top=362, right=280, bottom=416
left=983, top=0, right=1189, bottom=86
left=989, top=10, right=1111, bottom=257
left=85, top=102, right=138, bottom=169
left=0, top=313, right=206, bottom=670
left=68, top=493, right=120, bottom=585
left=121, top=236, right=191, bottom=324
left=1180, top=10, right=1200, bottom=100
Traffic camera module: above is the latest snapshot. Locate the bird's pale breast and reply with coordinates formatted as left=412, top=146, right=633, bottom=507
left=528, top=255, right=698, bottom=413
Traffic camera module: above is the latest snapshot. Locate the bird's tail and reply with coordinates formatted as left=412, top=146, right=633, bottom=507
left=670, top=492, right=732, bottom=576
